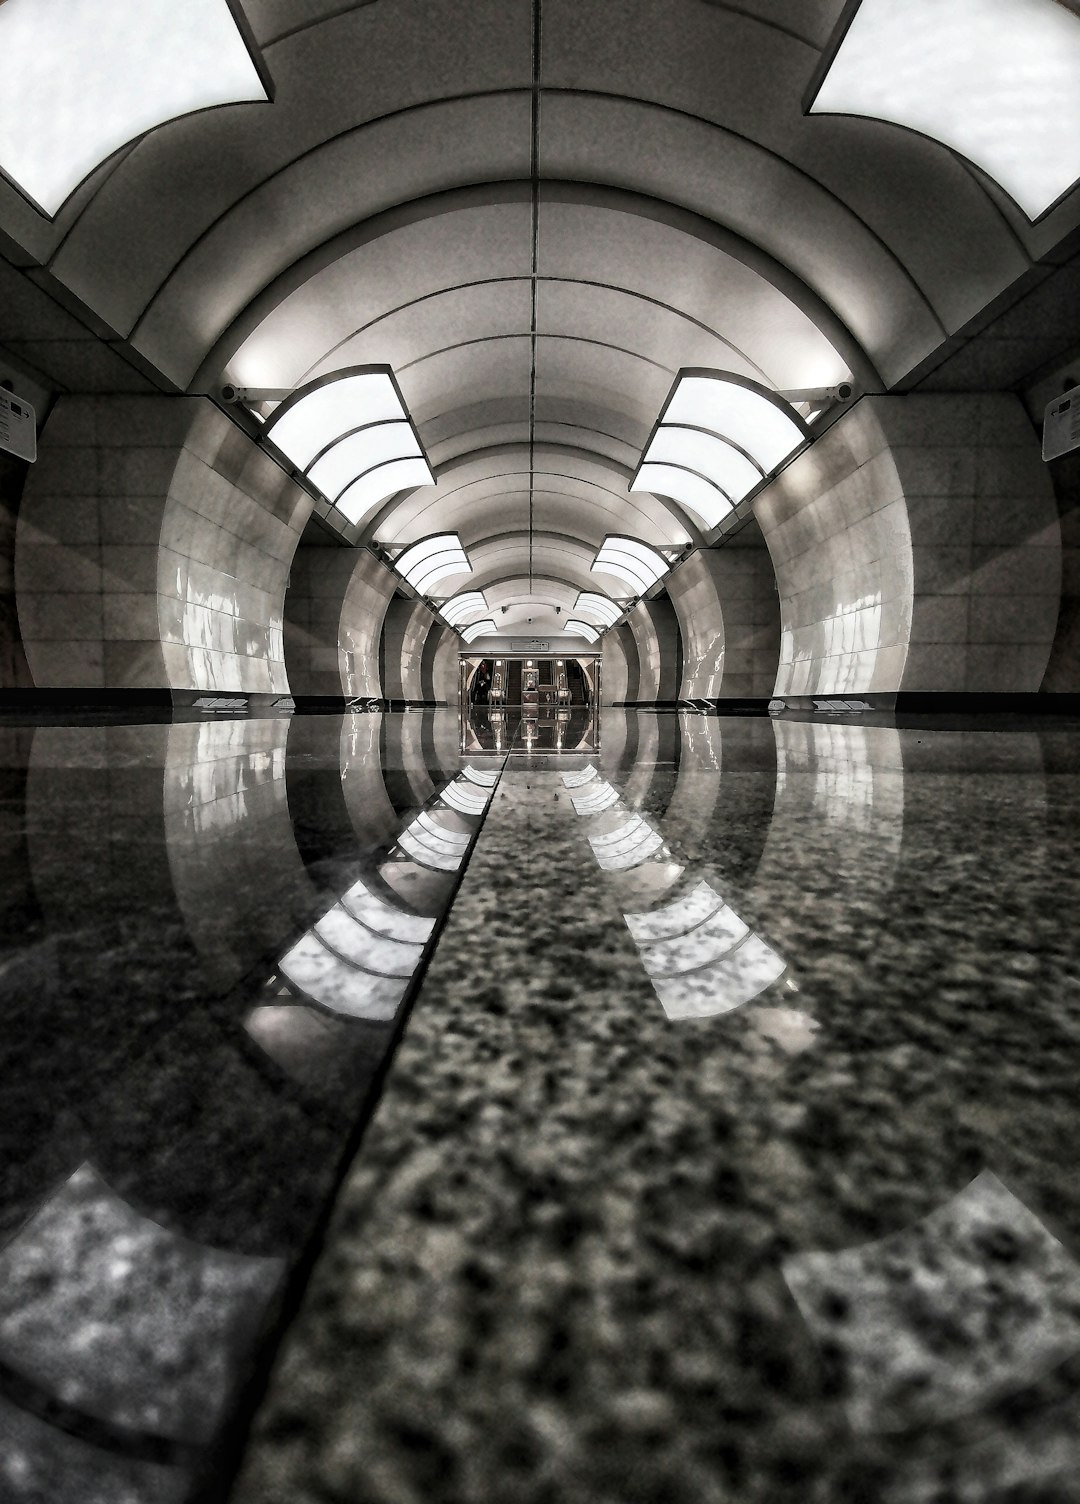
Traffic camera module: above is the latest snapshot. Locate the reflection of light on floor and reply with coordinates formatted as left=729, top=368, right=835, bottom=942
left=561, top=765, right=598, bottom=789
left=570, top=779, right=619, bottom=815
left=783, top=1170, right=1080, bottom=1437
left=588, top=814, right=667, bottom=872
left=0, top=1164, right=282, bottom=1447
left=274, top=772, right=494, bottom=1021
left=624, top=879, right=786, bottom=1019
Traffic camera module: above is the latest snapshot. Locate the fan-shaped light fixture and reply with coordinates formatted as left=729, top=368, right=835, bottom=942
left=440, top=592, right=488, bottom=626
left=565, top=619, right=601, bottom=643
left=0, top=0, right=272, bottom=217
left=632, top=370, right=810, bottom=530
left=574, top=593, right=623, bottom=627
left=394, top=534, right=471, bottom=596
left=460, top=619, right=500, bottom=644
left=262, top=367, right=434, bottom=528
left=592, top=537, right=670, bottom=596
left=807, top=0, right=1080, bottom=222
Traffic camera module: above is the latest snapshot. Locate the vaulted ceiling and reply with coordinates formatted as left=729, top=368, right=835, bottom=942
left=3, top=0, right=1080, bottom=631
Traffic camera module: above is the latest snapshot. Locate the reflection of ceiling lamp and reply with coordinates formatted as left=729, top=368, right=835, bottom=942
left=624, top=878, right=786, bottom=1020
left=631, top=370, right=809, bottom=530
left=0, top=0, right=271, bottom=217
left=394, top=533, right=471, bottom=595
left=564, top=619, right=600, bottom=643
left=262, top=367, right=434, bottom=528
left=574, top=593, right=624, bottom=628
left=460, top=618, right=500, bottom=644
left=807, top=0, right=1080, bottom=222
left=592, top=536, right=670, bottom=596
left=440, top=592, right=487, bottom=626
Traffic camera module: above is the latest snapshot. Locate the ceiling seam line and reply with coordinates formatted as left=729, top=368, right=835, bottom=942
left=529, top=0, right=543, bottom=591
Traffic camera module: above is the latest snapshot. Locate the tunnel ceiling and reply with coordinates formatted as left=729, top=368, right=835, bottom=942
left=3, top=0, right=1080, bottom=624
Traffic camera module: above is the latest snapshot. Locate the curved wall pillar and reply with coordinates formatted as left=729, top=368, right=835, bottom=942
left=380, top=596, right=441, bottom=701
left=624, top=596, right=680, bottom=702
left=284, top=546, right=395, bottom=699
left=754, top=394, right=1062, bottom=697
left=420, top=622, right=458, bottom=704
left=602, top=622, right=636, bottom=705
left=667, top=537, right=780, bottom=698
left=15, top=396, right=312, bottom=693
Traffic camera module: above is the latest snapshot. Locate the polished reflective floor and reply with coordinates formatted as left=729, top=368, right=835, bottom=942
left=1, top=708, right=1079, bottom=1502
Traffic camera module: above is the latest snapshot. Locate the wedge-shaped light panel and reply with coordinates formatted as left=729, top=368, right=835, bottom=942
left=0, top=0, right=271, bottom=217
left=460, top=619, right=500, bottom=644
left=808, top=0, right=1080, bottom=221
left=395, top=534, right=471, bottom=596
left=575, top=593, right=623, bottom=627
left=262, top=367, right=434, bottom=528
left=565, top=619, right=601, bottom=643
left=636, top=372, right=810, bottom=525
left=441, top=593, right=487, bottom=626
left=592, top=536, right=670, bottom=596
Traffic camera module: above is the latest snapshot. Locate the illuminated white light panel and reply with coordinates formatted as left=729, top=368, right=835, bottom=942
left=440, top=593, right=487, bottom=626
left=565, top=619, right=600, bottom=643
left=662, top=373, right=809, bottom=476
left=633, top=463, right=734, bottom=530
left=460, top=619, right=500, bottom=644
left=571, top=780, right=619, bottom=815
left=395, top=534, right=471, bottom=595
left=463, top=765, right=500, bottom=787
left=809, top=0, right=1080, bottom=221
left=575, top=593, right=622, bottom=627
left=592, top=537, right=669, bottom=595
left=262, top=368, right=434, bottom=527
left=439, top=777, right=493, bottom=816
left=307, top=422, right=421, bottom=499
left=0, top=0, right=270, bottom=216
left=561, top=765, right=598, bottom=788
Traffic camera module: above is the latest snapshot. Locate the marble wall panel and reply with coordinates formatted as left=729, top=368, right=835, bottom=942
left=380, top=597, right=443, bottom=701
left=285, top=547, right=395, bottom=698
left=754, top=395, right=1062, bottom=697
left=15, top=396, right=313, bottom=693
left=622, top=596, right=681, bottom=702
left=667, top=542, right=780, bottom=698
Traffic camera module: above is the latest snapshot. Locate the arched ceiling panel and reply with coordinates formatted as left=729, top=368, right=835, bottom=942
left=44, top=0, right=531, bottom=331
left=129, top=96, right=533, bottom=385
left=535, top=280, right=770, bottom=386
left=542, top=0, right=1034, bottom=324
left=463, top=535, right=609, bottom=596
left=395, top=336, right=534, bottom=430
left=427, top=421, right=639, bottom=471
left=540, top=92, right=941, bottom=385
left=300, top=281, right=534, bottom=386
left=483, top=577, right=580, bottom=611
left=536, top=199, right=856, bottom=387
left=225, top=200, right=533, bottom=390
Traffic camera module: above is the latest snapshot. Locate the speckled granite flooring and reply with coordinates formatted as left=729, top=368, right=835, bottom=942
left=2, top=709, right=1080, bottom=1503
left=227, top=712, right=1080, bottom=1504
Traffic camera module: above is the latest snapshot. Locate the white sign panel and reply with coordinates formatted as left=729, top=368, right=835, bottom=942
left=1043, top=385, right=1080, bottom=462
left=0, top=389, right=36, bottom=462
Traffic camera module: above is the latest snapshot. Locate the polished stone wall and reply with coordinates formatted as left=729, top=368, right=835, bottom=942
left=0, top=451, right=32, bottom=688
left=754, top=394, right=1062, bottom=696
left=380, top=596, right=444, bottom=701
left=285, top=547, right=395, bottom=699
left=624, top=596, right=680, bottom=701
left=666, top=540, right=780, bottom=698
left=602, top=621, right=636, bottom=704
left=15, top=397, right=311, bottom=692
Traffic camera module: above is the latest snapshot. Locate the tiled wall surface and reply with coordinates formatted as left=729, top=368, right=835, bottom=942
left=285, top=547, right=395, bottom=698
left=753, top=394, right=1062, bottom=696
left=667, top=541, right=780, bottom=698
left=420, top=624, right=458, bottom=703
left=159, top=404, right=311, bottom=694
left=625, top=596, right=680, bottom=701
left=602, top=622, right=636, bottom=704
left=381, top=597, right=443, bottom=700
left=15, top=397, right=311, bottom=692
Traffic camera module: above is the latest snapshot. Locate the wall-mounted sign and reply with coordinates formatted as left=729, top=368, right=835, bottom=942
left=0, top=389, right=36, bottom=462
left=511, top=638, right=550, bottom=651
left=1043, top=385, right=1080, bottom=462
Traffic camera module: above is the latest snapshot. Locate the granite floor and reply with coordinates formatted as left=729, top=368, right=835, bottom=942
left=1, top=707, right=1079, bottom=1502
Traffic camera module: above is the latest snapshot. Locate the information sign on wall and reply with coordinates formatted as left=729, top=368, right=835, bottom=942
left=0, top=388, right=36, bottom=462
left=1043, top=384, right=1080, bottom=462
